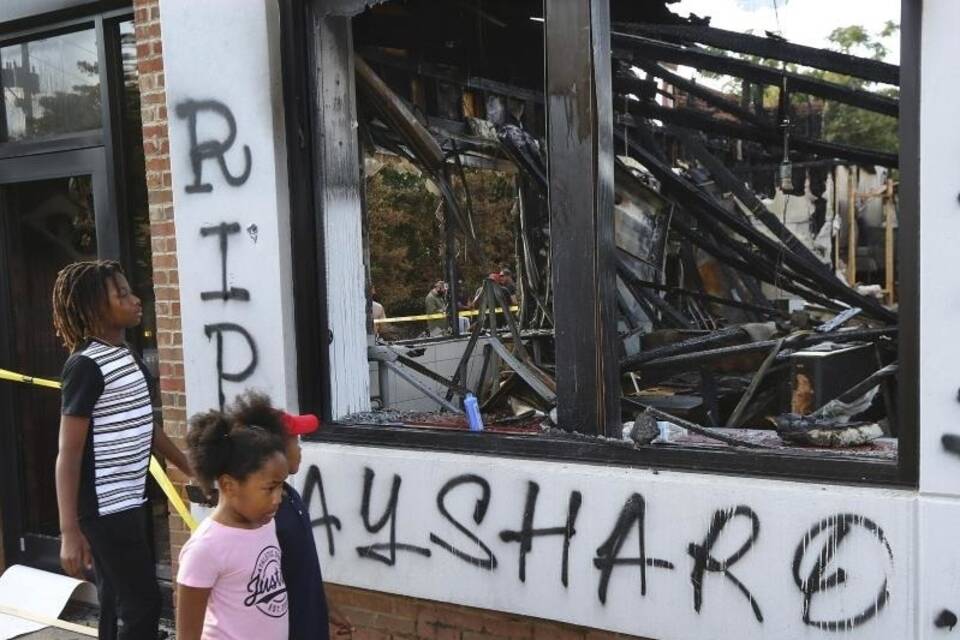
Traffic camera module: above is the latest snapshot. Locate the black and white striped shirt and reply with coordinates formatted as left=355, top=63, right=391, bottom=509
left=61, top=339, right=155, bottom=518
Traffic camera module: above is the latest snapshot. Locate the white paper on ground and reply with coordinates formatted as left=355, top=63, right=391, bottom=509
left=0, top=565, right=96, bottom=639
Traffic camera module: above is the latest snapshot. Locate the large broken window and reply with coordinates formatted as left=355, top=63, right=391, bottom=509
left=302, top=0, right=910, bottom=480
left=349, top=0, right=554, bottom=435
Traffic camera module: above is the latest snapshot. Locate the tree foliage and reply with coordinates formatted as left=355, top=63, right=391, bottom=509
left=697, top=22, right=899, bottom=153
left=815, top=23, right=899, bottom=154
left=366, top=154, right=517, bottom=322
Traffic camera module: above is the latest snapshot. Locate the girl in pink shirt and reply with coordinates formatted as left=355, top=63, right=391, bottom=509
left=176, top=406, right=290, bottom=640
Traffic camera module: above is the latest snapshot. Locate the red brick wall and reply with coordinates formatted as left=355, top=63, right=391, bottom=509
left=327, top=585, right=647, bottom=640
left=132, top=0, right=191, bottom=565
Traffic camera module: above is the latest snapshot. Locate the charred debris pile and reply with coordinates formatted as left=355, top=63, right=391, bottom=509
left=352, top=0, right=900, bottom=452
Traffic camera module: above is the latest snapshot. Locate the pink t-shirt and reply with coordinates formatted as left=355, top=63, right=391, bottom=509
left=177, top=517, right=289, bottom=640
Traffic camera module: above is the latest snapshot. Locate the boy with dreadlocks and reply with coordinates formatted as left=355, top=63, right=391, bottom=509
left=53, top=260, right=193, bottom=640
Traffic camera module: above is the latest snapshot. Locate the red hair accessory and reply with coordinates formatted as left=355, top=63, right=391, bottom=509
left=281, top=412, right=320, bottom=436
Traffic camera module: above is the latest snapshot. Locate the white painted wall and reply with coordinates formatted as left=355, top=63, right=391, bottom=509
left=918, top=0, right=960, bottom=497
left=293, top=444, right=915, bottom=640
left=161, top=0, right=298, bottom=416
left=918, top=2, right=960, bottom=636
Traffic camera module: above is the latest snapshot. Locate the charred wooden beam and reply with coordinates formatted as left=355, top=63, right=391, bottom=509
left=676, top=130, right=833, bottom=276
left=631, top=60, right=771, bottom=128
left=612, top=69, right=658, bottom=101
left=545, top=0, right=620, bottom=437
left=360, top=48, right=544, bottom=104
left=731, top=158, right=847, bottom=173
left=615, top=270, right=786, bottom=319
left=829, top=363, right=898, bottom=407
left=616, top=153, right=841, bottom=310
left=381, top=360, right=463, bottom=414
left=621, top=326, right=746, bottom=371
left=617, top=106, right=898, bottom=168
left=612, top=33, right=898, bottom=117
left=615, top=23, right=899, bottom=86
left=617, top=134, right=897, bottom=322
left=445, top=309, right=484, bottom=402
left=633, top=327, right=896, bottom=373
left=395, top=352, right=471, bottom=398
left=725, top=338, right=785, bottom=428
left=622, top=399, right=768, bottom=448
left=357, top=58, right=485, bottom=258
left=620, top=134, right=858, bottom=304
left=667, top=207, right=844, bottom=311
left=356, top=56, right=444, bottom=168
left=661, top=178, right=846, bottom=307
left=617, top=257, right=694, bottom=329
left=487, top=337, right=557, bottom=405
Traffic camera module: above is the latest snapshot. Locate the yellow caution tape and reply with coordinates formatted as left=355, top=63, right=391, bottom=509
left=150, top=456, right=198, bottom=531
left=0, top=368, right=61, bottom=389
left=375, top=305, right=519, bottom=324
left=0, top=368, right=197, bottom=532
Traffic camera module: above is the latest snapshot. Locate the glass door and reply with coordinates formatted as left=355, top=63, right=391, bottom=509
left=0, top=147, right=115, bottom=570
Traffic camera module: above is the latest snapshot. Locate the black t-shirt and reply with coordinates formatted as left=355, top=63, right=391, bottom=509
left=276, top=482, right=330, bottom=640
left=61, top=338, right=155, bottom=520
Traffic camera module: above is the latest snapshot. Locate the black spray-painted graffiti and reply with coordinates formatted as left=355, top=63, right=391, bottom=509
left=175, top=99, right=252, bottom=193
left=499, top=482, right=582, bottom=586
left=688, top=506, right=763, bottom=623
left=941, top=390, right=960, bottom=457
left=935, top=609, right=958, bottom=631
left=301, top=464, right=342, bottom=556
left=179, top=99, right=259, bottom=410
left=301, top=464, right=897, bottom=631
left=203, top=322, right=258, bottom=411
left=792, top=513, right=893, bottom=632
left=941, top=433, right=960, bottom=458
left=593, top=493, right=674, bottom=604
left=430, top=474, right=497, bottom=570
left=356, top=467, right=431, bottom=565
left=200, top=222, right=250, bottom=301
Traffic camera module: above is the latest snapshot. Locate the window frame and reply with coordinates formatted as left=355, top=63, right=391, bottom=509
left=283, top=0, right=920, bottom=488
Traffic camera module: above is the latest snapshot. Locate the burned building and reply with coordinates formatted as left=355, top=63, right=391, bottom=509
left=343, top=0, right=903, bottom=464
left=4, top=0, right=960, bottom=638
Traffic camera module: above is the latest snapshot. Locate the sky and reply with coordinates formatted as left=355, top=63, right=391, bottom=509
left=666, top=0, right=901, bottom=88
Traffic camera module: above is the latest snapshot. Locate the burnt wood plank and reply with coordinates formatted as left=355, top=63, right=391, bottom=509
left=545, top=0, right=621, bottom=435
left=615, top=22, right=899, bottom=86
left=612, top=32, right=898, bottom=117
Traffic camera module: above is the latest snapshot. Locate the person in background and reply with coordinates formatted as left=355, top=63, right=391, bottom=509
left=370, top=286, right=387, bottom=336
left=424, top=280, right=448, bottom=337
left=455, top=278, right=471, bottom=333
left=498, top=267, right=518, bottom=305
left=470, top=270, right=516, bottom=328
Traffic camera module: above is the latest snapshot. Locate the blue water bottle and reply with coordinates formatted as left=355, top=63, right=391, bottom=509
left=464, top=393, right=484, bottom=432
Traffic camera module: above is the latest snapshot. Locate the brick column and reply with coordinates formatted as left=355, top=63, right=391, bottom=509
left=132, top=0, right=190, bottom=565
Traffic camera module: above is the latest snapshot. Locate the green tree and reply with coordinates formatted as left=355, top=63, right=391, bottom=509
left=696, top=23, right=899, bottom=154
left=816, top=23, right=899, bottom=154
left=366, top=155, right=517, bottom=336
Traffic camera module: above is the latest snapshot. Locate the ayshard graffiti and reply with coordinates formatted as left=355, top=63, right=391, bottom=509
left=294, top=446, right=908, bottom=639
